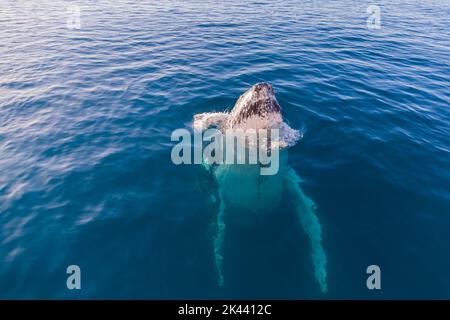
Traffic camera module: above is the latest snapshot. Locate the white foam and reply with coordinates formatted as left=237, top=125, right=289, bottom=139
left=193, top=111, right=302, bottom=150
left=235, top=114, right=302, bottom=149
left=193, top=112, right=229, bottom=132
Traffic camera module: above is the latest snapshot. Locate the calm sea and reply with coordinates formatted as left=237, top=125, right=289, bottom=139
left=0, top=0, right=449, bottom=299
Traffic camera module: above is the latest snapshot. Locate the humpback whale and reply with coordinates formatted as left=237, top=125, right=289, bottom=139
left=193, top=83, right=328, bottom=293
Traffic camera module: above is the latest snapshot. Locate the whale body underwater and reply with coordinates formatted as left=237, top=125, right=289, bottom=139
left=193, top=83, right=328, bottom=293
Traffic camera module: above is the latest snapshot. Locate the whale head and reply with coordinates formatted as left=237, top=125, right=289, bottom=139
left=192, top=83, right=302, bottom=148
left=226, top=83, right=282, bottom=130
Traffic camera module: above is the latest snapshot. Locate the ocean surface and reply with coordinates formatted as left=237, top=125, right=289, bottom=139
left=0, top=0, right=449, bottom=299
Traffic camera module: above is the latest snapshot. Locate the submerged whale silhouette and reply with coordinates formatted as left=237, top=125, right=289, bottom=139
left=193, top=83, right=328, bottom=293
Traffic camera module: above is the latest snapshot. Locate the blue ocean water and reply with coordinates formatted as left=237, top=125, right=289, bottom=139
left=0, top=0, right=449, bottom=299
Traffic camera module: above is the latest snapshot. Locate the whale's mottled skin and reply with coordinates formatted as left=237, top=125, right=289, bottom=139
left=193, top=83, right=328, bottom=293
left=226, top=83, right=281, bottom=129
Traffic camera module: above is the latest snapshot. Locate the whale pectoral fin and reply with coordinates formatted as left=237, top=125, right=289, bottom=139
left=213, top=190, right=226, bottom=287
left=196, top=169, right=217, bottom=205
left=193, top=112, right=229, bottom=132
left=197, top=168, right=225, bottom=287
left=284, top=168, right=328, bottom=293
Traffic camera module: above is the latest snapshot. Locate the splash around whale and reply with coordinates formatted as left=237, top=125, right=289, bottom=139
left=192, top=83, right=328, bottom=293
